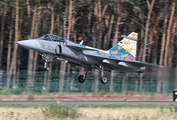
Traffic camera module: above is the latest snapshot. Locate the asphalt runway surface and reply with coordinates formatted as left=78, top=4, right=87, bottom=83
left=0, top=101, right=177, bottom=105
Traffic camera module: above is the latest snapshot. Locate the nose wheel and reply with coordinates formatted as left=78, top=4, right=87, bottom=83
left=43, top=63, right=49, bottom=71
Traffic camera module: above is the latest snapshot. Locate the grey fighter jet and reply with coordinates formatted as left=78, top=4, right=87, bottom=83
left=17, top=32, right=163, bottom=84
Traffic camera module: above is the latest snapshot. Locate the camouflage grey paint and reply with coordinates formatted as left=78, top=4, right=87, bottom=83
left=17, top=34, right=163, bottom=73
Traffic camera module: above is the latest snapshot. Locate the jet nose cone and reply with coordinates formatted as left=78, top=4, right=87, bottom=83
left=17, top=39, right=41, bottom=50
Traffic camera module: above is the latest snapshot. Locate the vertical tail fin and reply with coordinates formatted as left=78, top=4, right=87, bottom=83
left=109, top=32, right=138, bottom=60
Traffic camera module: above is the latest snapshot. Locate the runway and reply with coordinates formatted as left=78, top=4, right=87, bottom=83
left=0, top=101, right=177, bottom=105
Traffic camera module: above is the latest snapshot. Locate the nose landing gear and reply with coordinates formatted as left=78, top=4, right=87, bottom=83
left=42, top=53, right=50, bottom=71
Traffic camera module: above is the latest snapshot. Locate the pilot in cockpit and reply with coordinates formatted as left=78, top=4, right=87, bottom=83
left=53, top=37, right=56, bottom=41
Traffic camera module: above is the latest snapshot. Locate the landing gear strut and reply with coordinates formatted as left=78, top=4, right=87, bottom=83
left=42, top=53, right=50, bottom=71
left=93, top=64, right=108, bottom=84
left=78, top=69, right=88, bottom=83
left=78, top=65, right=108, bottom=84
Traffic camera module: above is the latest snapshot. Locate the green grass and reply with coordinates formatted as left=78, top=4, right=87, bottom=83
left=42, top=103, right=80, bottom=118
left=0, top=104, right=47, bottom=108
left=0, top=87, right=22, bottom=95
left=0, top=104, right=176, bottom=109
left=78, top=104, right=177, bottom=109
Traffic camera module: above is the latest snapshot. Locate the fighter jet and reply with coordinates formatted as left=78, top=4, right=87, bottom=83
left=17, top=32, right=163, bottom=84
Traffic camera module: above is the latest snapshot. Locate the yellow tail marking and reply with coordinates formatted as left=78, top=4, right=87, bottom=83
left=125, top=48, right=136, bottom=52
left=117, top=45, right=124, bottom=51
left=111, top=50, right=118, bottom=54
left=123, top=40, right=132, bottom=45
left=121, top=54, right=128, bottom=57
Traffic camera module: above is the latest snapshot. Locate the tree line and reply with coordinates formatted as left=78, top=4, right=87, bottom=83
left=0, top=0, right=177, bottom=77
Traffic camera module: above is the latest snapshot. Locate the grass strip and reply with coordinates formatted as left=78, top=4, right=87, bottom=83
left=0, top=104, right=176, bottom=109
left=78, top=104, right=177, bottom=109
left=0, top=104, right=47, bottom=108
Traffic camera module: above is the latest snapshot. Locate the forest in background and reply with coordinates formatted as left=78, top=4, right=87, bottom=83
left=0, top=0, right=177, bottom=76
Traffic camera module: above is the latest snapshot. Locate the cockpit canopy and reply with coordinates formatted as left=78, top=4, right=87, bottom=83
left=38, top=34, right=65, bottom=42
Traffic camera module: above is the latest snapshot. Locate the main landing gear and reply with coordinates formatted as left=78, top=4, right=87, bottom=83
left=78, top=75, right=85, bottom=83
left=100, top=76, right=108, bottom=84
left=94, top=65, right=108, bottom=84
left=42, top=53, right=50, bottom=71
left=78, top=69, right=88, bottom=83
left=78, top=65, right=108, bottom=84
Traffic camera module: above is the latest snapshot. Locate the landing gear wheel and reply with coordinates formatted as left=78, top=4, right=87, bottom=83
left=100, top=76, right=108, bottom=84
left=78, top=75, right=85, bottom=83
left=43, top=67, right=49, bottom=71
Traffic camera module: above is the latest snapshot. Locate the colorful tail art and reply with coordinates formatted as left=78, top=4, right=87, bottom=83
left=109, top=32, right=138, bottom=60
